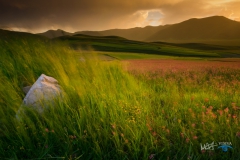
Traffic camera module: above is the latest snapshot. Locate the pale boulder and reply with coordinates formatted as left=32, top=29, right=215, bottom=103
left=17, top=74, right=63, bottom=118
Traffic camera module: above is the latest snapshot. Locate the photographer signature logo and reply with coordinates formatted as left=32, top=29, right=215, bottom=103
left=200, top=142, right=233, bottom=152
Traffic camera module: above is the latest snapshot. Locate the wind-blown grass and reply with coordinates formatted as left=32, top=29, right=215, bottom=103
left=0, top=35, right=240, bottom=159
left=0, top=36, right=154, bottom=159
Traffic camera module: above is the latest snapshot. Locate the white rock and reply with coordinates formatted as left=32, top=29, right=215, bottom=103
left=17, top=74, right=63, bottom=119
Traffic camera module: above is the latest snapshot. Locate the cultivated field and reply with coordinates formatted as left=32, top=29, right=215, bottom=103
left=125, top=59, right=240, bottom=72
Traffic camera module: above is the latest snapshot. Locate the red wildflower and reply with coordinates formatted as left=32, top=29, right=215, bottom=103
left=149, top=154, right=156, bottom=160
left=224, top=107, right=229, bottom=113
left=152, top=132, right=157, bottom=136
left=236, top=132, right=240, bottom=138
left=204, top=98, right=209, bottom=102
left=180, top=132, right=184, bottom=138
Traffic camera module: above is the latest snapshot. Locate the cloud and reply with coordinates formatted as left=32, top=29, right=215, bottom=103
left=0, top=0, right=239, bottom=33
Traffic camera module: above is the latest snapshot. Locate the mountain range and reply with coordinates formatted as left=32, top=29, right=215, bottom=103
left=37, top=16, right=240, bottom=45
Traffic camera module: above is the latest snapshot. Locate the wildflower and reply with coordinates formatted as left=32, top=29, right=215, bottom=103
left=69, top=135, right=76, bottom=139
left=204, top=98, right=209, bottom=103
left=188, top=108, right=192, bottom=112
left=148, top=126, right=153, bottom=131
left=231, top=103, right=236, bottom=107
left=149, top=154, right=156, bottom=160
left=121, top=133, right=124, bottom=137
left=193, top=136, right=198, bottom=140
left=236, top=132, right=240, bottom=138
left=191, top=124, right=196, bottom=128
left=201, top=150, right=206, bottom=154
left=233, top=105, right=238, bottom=110
left=51, top=129, right=55, bottom=133
left=111, top=124, right=116, bottom=129
left=125, top=139, right=129, bottom=143
left=45, top=128, right=49, bottom=132
left=186, top=138, right=190, bottom=143
left=152, top=131, right=157, bottom=136
left=233, top=115, right=237, bottom=119
left=212, top=114, right=217, bottom=119
left=178, top=119, right=181, bottom=123
left=218, top=110, right=223, bottom=116
left=166, top=129, right=170, bottom=134
left=180, top=132, right=184, bottom=138
left=209, top=151, right=214, bottom=156
left=191, top=96, right=195, bottom=101
left=224, top=107, right=229, bottom=113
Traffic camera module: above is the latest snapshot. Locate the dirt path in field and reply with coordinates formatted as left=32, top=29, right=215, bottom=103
left=123, top=58, right=240, bottom=73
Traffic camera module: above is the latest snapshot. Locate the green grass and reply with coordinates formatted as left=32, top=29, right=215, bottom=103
left=57, top=34, right=240, bottom=58
left=100, top=52, right=173, bottom=60
left=0, top=33, right=240, bottom=159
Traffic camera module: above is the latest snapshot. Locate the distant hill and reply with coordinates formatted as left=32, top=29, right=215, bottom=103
left=38, top=29, right=73, bottom=38
left=147, top=16, right=240, bottom=43
left=0, top=29, right=46, bottom=40
left=76, top=16, right=240, bottom=45
left=1, top=28, right=239, bottom=58
left=38, top=16, right=240, bottom=45
left=75, top=25, right=170, bottom=41
left=76, top=31, right=103, bottom=37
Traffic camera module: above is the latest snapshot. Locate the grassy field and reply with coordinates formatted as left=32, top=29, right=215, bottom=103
left=0, top=32, right=240, bottom=159
left=57, top=34, right=240, bottom=58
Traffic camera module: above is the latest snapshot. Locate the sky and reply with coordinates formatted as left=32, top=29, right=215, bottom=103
left=0, top=0, right=239, bottom=33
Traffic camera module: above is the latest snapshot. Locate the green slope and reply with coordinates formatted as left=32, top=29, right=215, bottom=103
left=57, top=34, right=240, bottom=58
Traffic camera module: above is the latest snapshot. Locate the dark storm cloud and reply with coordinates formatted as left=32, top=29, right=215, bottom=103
left=0, top=0, right=239, bottom=33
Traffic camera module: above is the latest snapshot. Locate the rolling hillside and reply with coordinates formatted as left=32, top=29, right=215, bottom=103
left=146, top=16, right=240, bottom=44
left=56, top=34, right=240, bottom=58
left=38, top=29, right=73, bottom=38
left=1, top=28, right=239, bottom=58
left=39, top=16, right=240, bottom=45
left=76, top=25, right=170, bottom=41
left=80, top=16, right=240, bottom=45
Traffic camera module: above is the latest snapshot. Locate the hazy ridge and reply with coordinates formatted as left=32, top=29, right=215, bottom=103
left=37, top=16, right=240, bottom=45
